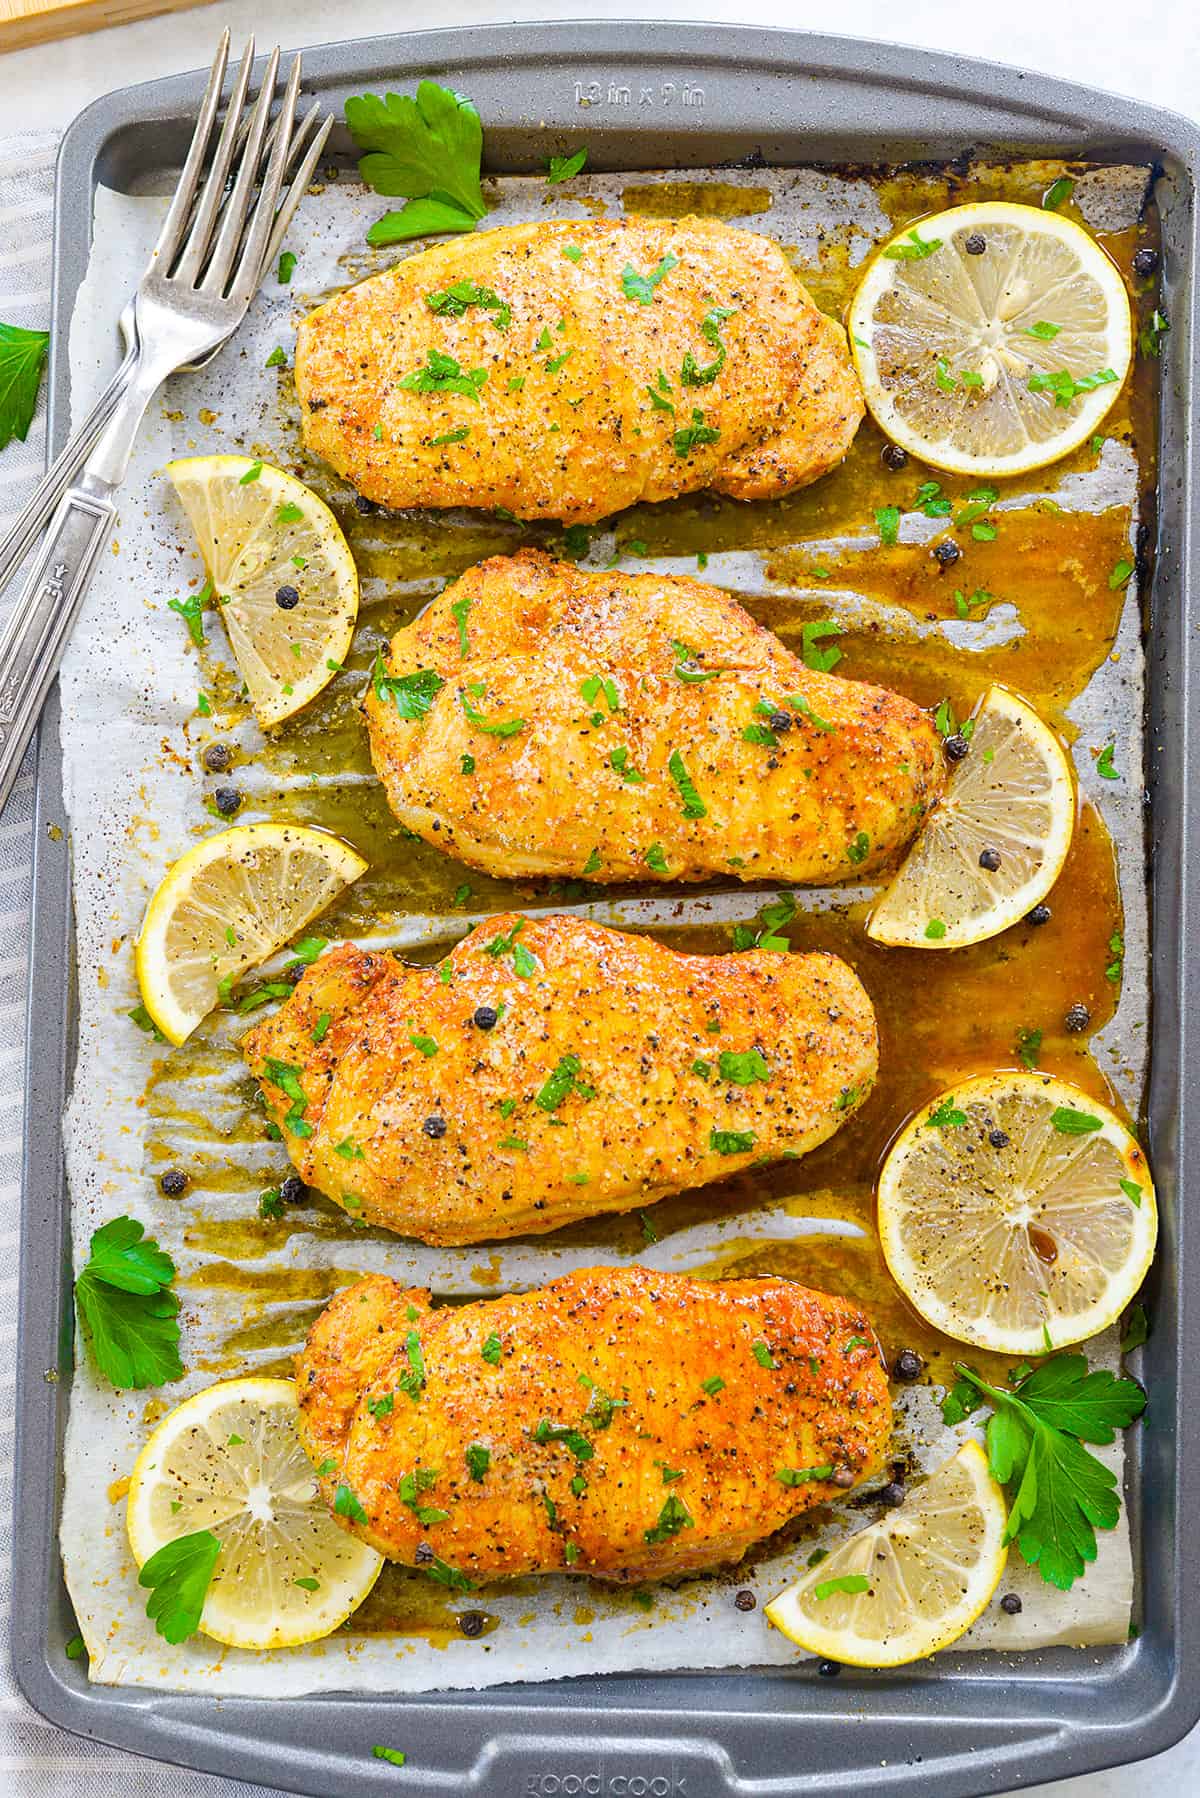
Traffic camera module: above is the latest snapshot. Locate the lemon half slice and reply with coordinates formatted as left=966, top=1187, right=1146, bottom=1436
left=126, top=1377, right=382, bottom=1650
left=167, top=455, right=358, bottom=728
left=867, top=685, right=1074, bottom=949
left=849, top=201, right=1132, bottom=478
left=135, top=821, right=366, bottom=1044
left=766, top=1442, right=1007, bottom=1667
left=878, top=1073, right=1157, bottom=1355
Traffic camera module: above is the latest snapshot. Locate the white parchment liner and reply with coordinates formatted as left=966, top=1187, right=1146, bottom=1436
left=58, top=164, right=1149, bottom=1693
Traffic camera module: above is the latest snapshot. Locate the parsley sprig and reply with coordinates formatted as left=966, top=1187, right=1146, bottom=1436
left=139, top=1529, right=221, bottom=1642
left=943, top=1354, right=1146, bottom=1589
left=0, top=320, right=50, bottom=451
left=345, top=82, right=487, bottom=246
left=74, top=1216, right=183, bottom=1389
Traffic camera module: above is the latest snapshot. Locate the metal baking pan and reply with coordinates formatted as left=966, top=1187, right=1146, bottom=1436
left=11, top=21, right=1200, bottom=1798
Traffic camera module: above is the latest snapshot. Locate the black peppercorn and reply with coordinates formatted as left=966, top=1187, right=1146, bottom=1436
left=817, top=1660, right=842, bottom=1678
left=933, top=539, right=961, bottom=567
left=979, top=847, right=1002, bottom=871
left=280, top=1174, right=305, bottom=1205
left=1000, top=1593, right=1023, bottom=1616
left=881, top=443, right=908, bottom=471
left=943, top=733, right=970, bottom=763
left=159, top=1168, right=187, bottom=1196
left=414, top=1542, right=434, bottom=1565
left=354, top=493, right=378, bottom=515
left=768, top=711, right=793, bottom=733
left=734, top=1589, right=757, bottom=1612
left=275, top=584, right=300, bottom=610
left=213, top=786, right=241, bottom=816
left=202, top=742, right=232, bottom=774
left=1064, top=1002, right=1092, bottom=1033
left=458, top=1610, right=486, bottom=1637
left=989, top=1128, right=1011, bottom=1149
left=877, top=1481, right=906, bottom=1509
left=1027, top=904, right=1052, bottom=926
left=423, top=1116, right=447, bottom=1139
left=892, top=1348, right=924, bottom=1382
left=964, top=232, right=987, bottom=255
left=473, top=1005, right=498, bottom=1031
left=1132, top=247, right=1159, bottom=276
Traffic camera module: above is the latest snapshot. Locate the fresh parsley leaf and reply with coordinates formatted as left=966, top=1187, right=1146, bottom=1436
left=667, top=748, right=706, bottom=818
left=1097, top=742, right=1119, bottom=780
left=1121, top=1304, right=1149, bottom=1353
left=426, top=278, right=510, bottom=332
left=372, top=655, right=445, bottom=719
left=481, top=1332, right=502, bottom=1365
left=460, top=690, right=524, bottom=737
left=74, top=1217, right=182, bottom=1389
left=847, top=830, right=871, bottom=866
left=1138, top=309, right=1169, bottom=358
left=882, top=229, right=940, bottom=261
left=373, top=1747, right=408, bottom=1767
left=277, top=251, right=297, bottom=284
left=535, top=1054, right=588, bottom=1112
left=776, top=1463, right=833, bottom=1486
left=672, top=407, right=719, bottom=458
left=346, top=82, right=486, bottom=246
left=466, top=1444, right=490, bottom=1480
left=1050, top=1106, right=1103, bottom=1135
left=813, top=1573, right=870, bottom=1599
left=643, top=1493, right=692, bottom=1544
left=928, top=1096, right=966, bottom=1128
left=1028, top=367, right=1118, bottom=408
left=1015, top=1026, right=1043, bottom=1071
left=548, top=148, right=588, bottom=183
left=681, top=304, right=736, bottom=385
left=167, top=577, right=212, bottom=648
left=876, top=505, right=900, bottom=545
left=718, top=1048, right=769, bottom=1085
left=139, top=1528, right=221, bottom=1643
left=265, top=345, right=287, bottom=368
left=1043, top=177, right=1075, bottom=210
left=954, top=1356, right=1145, bottom=1587
left=710, top=1128, right=755, bottom=1156
left=801, top=620, right=843, bottom=673
left=335, top=1483, right=369, bottom=1525
left=751, top=1340, right=778, bottom=1369
left=399, top=347, right=488, bottom=402
left=0, top=321, right=50, bottom=450
left=622, top=253, right=678, bottom=304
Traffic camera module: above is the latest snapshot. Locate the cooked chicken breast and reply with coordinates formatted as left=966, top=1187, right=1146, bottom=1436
left=295, top=216, right=863, bottom=523
left=365, top=551, right=943, bottom=885
left=296, top=1266, right=891, bottom=1581
left=242, top=913, right=878, bottom=1244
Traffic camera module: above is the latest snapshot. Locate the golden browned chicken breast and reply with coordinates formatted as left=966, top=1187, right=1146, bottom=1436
left=365, top=551, right=943, bottom=885
left=242, top=913, right=878, bottom=1244
left=295, top=216, right=863, bottom=523
left=296, top=1266, right=892, bottom=1582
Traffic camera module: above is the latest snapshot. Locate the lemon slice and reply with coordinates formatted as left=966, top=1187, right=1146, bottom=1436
left=127, top=1377, right=382, bottom=1650
left=135, top=821, right=366, bottom=1044
left=167, top=454, right=358, bottom=728
left=848, top=201, right=1132, bottom=478
left=866, top=685, right=1074, bottom=949
left=878, top=1073, right=1157, bottom=1355
left=765, top=1442, right=1007, bottom=1667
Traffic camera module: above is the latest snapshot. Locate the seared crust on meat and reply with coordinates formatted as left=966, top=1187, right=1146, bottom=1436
left=242, top=913, right=878, bottom=1244
left=364, top=550, right=943, bottom=886
left=296, top=1266, right=892, bottom=1581
left=295, top=217, right=863, bottom=523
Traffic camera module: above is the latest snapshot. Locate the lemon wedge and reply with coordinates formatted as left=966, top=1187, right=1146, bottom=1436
left=765, top=1442, right=1007, bottom=1667
left=848, top=201, right=1132, bottom=478
left=167, top=454, right=358, bottom=728
left=135, top=822, right=366, bottom=1044
left=126, top=1377, right=382, bottom=1650
left=877, top=1073, right=1157, bottom=1356
left=866, top=685, right=1074, bottom=949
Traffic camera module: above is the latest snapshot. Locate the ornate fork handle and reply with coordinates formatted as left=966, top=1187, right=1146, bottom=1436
left=0, top=483, right=117, bottom=789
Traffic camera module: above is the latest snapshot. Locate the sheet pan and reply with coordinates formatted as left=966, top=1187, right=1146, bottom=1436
left=11, top=21, right=1200, bottom=1798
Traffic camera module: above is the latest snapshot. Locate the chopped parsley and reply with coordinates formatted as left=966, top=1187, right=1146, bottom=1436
left=372, top=656, right=445, bottom=719
left=667, top=748, right=706, bottom=818
left=882, top=228, right=941, bottom=260
left=718, top=1048, right=769, bottom=1085
left=710, top=1128, right=755, bottom=1156
left=622, top=253, right=678, bottom=304
left=672, top=407, right=720, bottom=459
left=776, top=1464, right=834, bottom=1486
left=399, top=347, right=488, bottom=402
left=460, top=689, right=525, bottom=737
left=548, top=148, right=588, bottom=183
left=800, top=620, right=843, bottom=673
left=425, top=278, right=511, bottom=332
left=643, top=1494, right=693, bottom=1544
left=681, top=304, right=737, bottom=385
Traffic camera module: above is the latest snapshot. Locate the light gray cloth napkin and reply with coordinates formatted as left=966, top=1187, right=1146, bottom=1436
left=0, top=126, right=289, bottom=1798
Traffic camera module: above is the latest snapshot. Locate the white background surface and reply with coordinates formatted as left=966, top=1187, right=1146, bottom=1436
left=0, top=1, right=1197, bottom=1794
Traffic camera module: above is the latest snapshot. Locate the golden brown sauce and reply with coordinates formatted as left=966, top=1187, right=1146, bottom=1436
left=145, top=160, right=1160, bottom=1639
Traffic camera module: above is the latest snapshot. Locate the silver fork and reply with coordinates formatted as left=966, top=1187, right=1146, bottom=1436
left=0, top=81, right=329, bottom=606
left=0, top=34, right=332, bottom=811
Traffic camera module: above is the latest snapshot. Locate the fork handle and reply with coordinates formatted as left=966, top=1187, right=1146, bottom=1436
left=0, top=485, right=116, bottom=810
left=0, top=348, right=134, bottom=602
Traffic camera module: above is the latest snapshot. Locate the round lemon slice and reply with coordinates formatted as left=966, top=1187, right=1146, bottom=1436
left=126, top=1377, right=382, bottom=1650
left=167, top=454, right=358, bottom=728
left=848, top=201, right=1132, bottom=478
left=135, top=822, right=366, bottom=1044
left=866, top=685, right=1074, bottom=950
left=765, top=1442, right=1007, bottom=1667
left=878, top=1073, right=1157, bottom=1355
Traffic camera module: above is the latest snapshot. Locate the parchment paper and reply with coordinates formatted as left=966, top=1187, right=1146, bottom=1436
left=59, top=163, right=1149, bottom=1694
